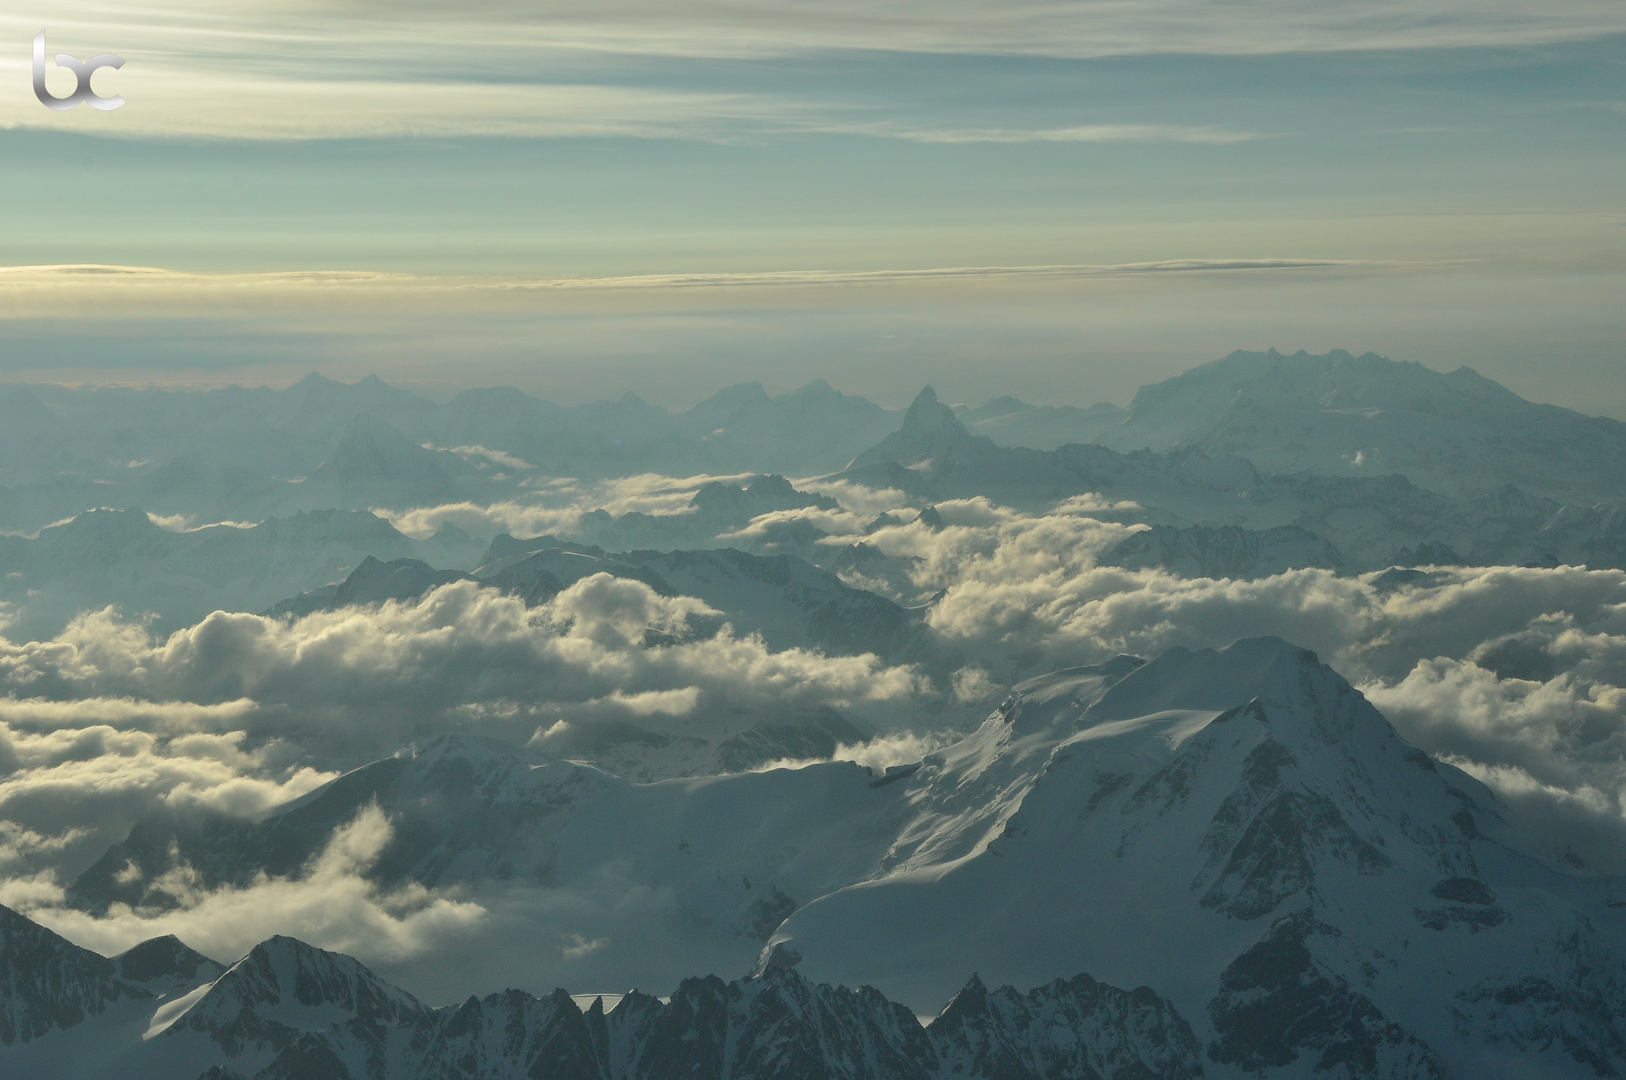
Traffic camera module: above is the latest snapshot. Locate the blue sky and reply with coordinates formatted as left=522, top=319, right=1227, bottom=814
left=0, top=3, right=1622, bottom=412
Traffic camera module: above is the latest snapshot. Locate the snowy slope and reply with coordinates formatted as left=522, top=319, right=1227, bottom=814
left=50, top=637, right=1626, bottom=1077
left=772, top=638, right=1626, bottom=1078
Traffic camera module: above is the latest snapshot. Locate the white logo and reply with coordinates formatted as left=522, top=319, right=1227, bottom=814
left=33, top=31, right=124, bottom=111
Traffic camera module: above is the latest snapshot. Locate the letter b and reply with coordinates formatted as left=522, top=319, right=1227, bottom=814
left=33, top=31, right=125, bottom=111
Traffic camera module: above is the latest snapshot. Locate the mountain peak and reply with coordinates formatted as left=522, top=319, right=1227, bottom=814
left=202, top=934, right=427, bottom=1019
left=846, top=386, right=972, bottom=471
left=898, top=387, right=967, bottom=441
left=1083, top=636, right=1323, bottom=725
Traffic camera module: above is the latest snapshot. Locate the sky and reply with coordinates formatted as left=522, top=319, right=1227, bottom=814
left=0, top=2, right=1622, bottom=412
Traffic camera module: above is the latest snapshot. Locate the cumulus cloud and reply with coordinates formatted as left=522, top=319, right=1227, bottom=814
left=0, top=571, right=927, bottom=894
left=379, top=472, right=748, bottom=540
left=1, top=577, right=922, bottom=746
left=24, top=803, right=486, bottom=966
left=0, top=716, right=334, bottom=882
left=793, top=480, right=915, bottom=518
left=734, top=489, right=1626, bottom=863
left=6, top=473, right=1626, bottom=965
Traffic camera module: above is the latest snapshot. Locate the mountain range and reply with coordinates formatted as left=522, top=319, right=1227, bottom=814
left=0, top=901, right=1203, bottom=1080
left=1094, top=349, right=1626, bottom=506
left=33, top=637, right=1626, bottom=1078
left=5, top=350, right=1623, bottom=543
left=836, top=383, right=1626, bottom=572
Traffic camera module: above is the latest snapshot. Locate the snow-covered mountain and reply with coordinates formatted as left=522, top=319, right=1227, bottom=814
left=1093, top=349, right=1626, bottom=506
left=0, top=902, right=1200, bottom=1080
left=53, top=638, right=1626, bottom=1077
left=771, top=638, right=1626, bottom=1078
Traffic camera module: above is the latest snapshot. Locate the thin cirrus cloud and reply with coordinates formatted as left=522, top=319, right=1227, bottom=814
left=0, top=68, right=1266, bottom=143
left=827, top=122, right=1264, bottom=145
left=14, top=1, right=1625, bottom=62
left=4, top=2, right=1622, bottom=140
left=0, top=259, right=1364, bottom=318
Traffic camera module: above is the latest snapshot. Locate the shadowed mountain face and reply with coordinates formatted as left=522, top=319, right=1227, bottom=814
left=39, top=638, right=1626, bottom=1078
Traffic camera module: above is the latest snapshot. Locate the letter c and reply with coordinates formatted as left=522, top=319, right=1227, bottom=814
left=59, top=53, right=126, bottom=110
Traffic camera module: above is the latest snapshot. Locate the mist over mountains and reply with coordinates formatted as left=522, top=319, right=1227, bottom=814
left=4, top=349, right=1626, bottom=1078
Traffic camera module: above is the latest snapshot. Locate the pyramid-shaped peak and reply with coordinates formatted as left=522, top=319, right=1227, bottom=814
left=175, top=934, right=430, bottom=1035
left=934, top=972, right=992, bottom=1020
left=898, top=387, right=966, bottom=436
left=226, top=934, right=422, bottom=1010
left=845, top=386, right=976, bottom=470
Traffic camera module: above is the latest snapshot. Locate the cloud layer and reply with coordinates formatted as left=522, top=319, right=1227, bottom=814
left=3, top=480, right=1626, bottom=978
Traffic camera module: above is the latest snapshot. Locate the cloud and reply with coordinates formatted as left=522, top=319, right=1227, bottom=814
left=2, top=5, right=1312, bottom=145
left=737, top=490, right=1626, bottom=864
left=561, top=933, right=607, bottom=960
left=377, top=473, right=756, bottom=540
left=0, top=716, right=335, bottom=880
left=25, top=576, right=922, bottom=721
left=794, top=480, right=915, bottom=518
left=23, top=803, right=486, bottom=966
left=0, top=264, right=1383, bottom=325
left=0, top=574, right=927, bottom=887
left=6, top=479, right=1626, bottom=965
left=440, top=445, right=537, bottom=472
left=950, top=666, right=999, bottom=704
left=848, top=123, right=1265, bottom=145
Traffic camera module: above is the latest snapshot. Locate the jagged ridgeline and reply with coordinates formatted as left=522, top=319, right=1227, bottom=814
left=0, top=904, right=1198, bottom=1080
